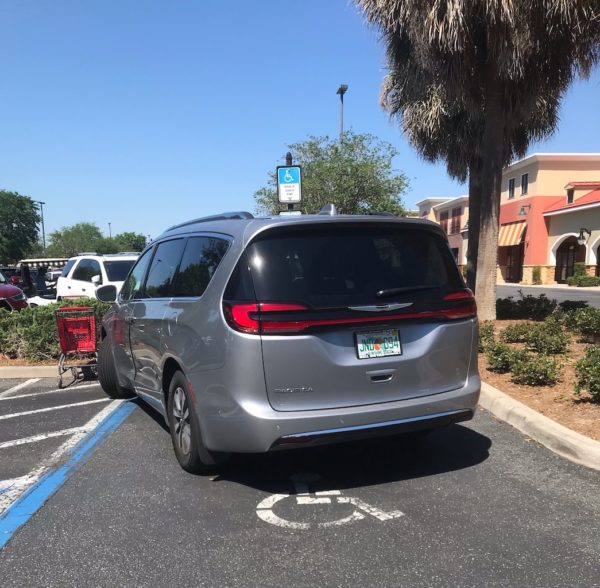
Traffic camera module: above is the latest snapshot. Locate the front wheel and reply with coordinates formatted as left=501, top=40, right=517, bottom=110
left=167, top=371, right=228, bottom=474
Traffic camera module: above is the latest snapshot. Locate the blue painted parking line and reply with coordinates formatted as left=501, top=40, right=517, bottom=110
left=0, top=400, right=136, bottom=550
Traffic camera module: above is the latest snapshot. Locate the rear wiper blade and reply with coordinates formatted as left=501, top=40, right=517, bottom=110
left=376, top=285, right=439, bottom=298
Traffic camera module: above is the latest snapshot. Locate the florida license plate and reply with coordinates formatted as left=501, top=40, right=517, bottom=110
left=356, top=329, right=402, bottom=359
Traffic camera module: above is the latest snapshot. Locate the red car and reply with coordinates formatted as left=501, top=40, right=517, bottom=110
left=0, top=271, right=28, bottom=311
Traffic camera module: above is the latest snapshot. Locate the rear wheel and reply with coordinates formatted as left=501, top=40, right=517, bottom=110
left=167, top=371, right=228, bottom=474
left=97, top=335, right=134, bottom=399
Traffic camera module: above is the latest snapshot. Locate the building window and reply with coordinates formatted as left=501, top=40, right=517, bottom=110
left=508, top=178, right=515, bottom=199
left=450, top=207, right=461, bottom=234
left=439, top=211, right=449, bottom=234
left=567, top=188, right=574, bottom=204
left=521, top=173, right=529, bottom=195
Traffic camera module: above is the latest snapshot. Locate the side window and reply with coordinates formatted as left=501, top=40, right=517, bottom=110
left=72, top=259, right=102, bottom=283
left=61, top=259, right=77, bottom=277
left=145, top=239, right=186, bottom=298
left=120, top=249, right=153, bottom=301
left=172, top=237, right=229, bottom=297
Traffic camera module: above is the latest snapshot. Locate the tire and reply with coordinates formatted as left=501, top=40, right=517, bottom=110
left=167, top=371, right=228, bottom=474
left=97, top=335, right=134, bottom=399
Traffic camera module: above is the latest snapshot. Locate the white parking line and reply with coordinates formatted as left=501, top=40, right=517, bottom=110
left=0, top=398, right=110, bottom=421
left=0, top=379, right=41, bottom=399
left=0, top=428, right=87, bottom=450
left=0, top=400, right=125, bottom=513
left=0, top=382, right=99, bottom=402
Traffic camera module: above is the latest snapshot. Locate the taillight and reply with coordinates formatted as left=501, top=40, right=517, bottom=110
left=225, top=292, right=476, bottom=335
left=224, top=302, right=308, bottom=334
left=442, top=289, right=477, bottom=319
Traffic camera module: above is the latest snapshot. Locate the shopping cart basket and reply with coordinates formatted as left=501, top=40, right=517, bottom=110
left=55, top=306, right=98, bottom=388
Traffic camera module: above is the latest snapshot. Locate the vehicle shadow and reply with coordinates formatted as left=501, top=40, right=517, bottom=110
left=215, top=424, right=491, bottom=494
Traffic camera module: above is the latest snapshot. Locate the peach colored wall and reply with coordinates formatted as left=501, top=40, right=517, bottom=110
left=501, top=162, right=539, bottom=201
left=501, top=159, right=600, bottom=202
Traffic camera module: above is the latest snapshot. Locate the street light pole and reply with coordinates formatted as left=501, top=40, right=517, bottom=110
left=336, top=84, right=348, bottom=141
left=33, top=200, right=46, bottom=252
left=108, top=222, right=112, bottom=238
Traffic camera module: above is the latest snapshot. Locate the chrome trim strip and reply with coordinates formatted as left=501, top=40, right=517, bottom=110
left=348, top=302, right=413, bottom=312
left=278, top=409, right=471, bottom=440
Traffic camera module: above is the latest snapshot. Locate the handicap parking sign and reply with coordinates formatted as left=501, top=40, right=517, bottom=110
left=277, top=165, right=302, bottom=203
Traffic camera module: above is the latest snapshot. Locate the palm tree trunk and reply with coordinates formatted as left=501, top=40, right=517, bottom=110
left=474, top=88, right=504, bottom=321
left=466, top=157, right=482, bottom=292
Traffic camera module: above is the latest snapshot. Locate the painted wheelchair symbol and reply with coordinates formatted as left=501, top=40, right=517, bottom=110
left=256, top=472, right=404, bottom=530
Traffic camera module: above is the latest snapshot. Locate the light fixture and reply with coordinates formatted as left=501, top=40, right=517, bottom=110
left=577, top=228, right=591, bottom=246
left=518, top=204, right=531, bottom=217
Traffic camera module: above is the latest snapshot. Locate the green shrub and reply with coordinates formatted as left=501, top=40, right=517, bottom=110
left=485, top=342, right=525, bottom=373
left=0, top=298, right=110, bottom=362
left=532, top=266, right=542, bottom=285
left=573, top=262, right=587, bottom=277
left=478, top=321, right=495, bottom=352
left=524, top=320, right=569, bottom=354
left=511, top=354, right=559, bottom=386
left=566, top=275, right=600, bottom=287
left=574, top=345, right=600, bottom=403
left=496, top=291, right=557, bottom=321
left=564, top=307, right=600, bottom=339
left=499, top=323, right=530, bottom=343
left=558, top=300, right=588, bottom=312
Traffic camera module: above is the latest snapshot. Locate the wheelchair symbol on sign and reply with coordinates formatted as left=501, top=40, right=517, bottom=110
left=283, top=169, right=295, bottom=183
left=256, top=472, right=404, bottom=530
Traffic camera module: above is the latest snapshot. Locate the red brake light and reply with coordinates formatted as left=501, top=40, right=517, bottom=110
left=224, top=302, right=308, bottom=334
left=442, top=289, right=477, bottom=319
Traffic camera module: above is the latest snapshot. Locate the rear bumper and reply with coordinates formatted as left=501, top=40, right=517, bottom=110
left=197, top=376, right=481, bottom=453
left=270, top=408, right=473, bottom=450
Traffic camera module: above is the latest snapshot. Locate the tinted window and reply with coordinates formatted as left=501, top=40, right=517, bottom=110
left=104, top=259, right=137, bottom=281
left=171, top=237, right=229, bottom=297
left=245, top=225, right=462, bottom=308
left=72, top=259, right=102, bottom=283
left=121, top=249, right=153, bottom=301
left=145, top=239, right=186, bottom=298
left=61, top=259, right=77, bottom=277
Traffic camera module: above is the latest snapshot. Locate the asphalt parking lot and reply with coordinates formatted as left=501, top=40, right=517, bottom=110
left=0, top=379, right=599, bottom=587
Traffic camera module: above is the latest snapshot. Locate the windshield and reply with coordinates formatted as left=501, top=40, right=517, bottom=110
left=104, top=259, right=137, bottom=282
left=245, top=225, right=462, bottom=309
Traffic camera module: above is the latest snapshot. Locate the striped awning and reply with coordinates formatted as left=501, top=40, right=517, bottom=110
left=498, top=221, right=526, bottom=247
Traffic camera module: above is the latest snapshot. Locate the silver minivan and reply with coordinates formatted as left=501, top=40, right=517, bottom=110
left=97, top=210, right=480, bottom=473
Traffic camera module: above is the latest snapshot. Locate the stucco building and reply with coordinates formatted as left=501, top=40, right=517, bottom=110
left=417, top=153, right=600, bottom=285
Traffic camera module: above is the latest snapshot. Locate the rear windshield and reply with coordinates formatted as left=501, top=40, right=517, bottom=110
left=104, top=259, right=136, bottom=281
left=244, top=225, right=462, bottom=308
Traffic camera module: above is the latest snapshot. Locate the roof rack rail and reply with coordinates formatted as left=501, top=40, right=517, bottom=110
left=166, top=211, right=254, bottom=231
left=367, top=211, right=396, bottom=217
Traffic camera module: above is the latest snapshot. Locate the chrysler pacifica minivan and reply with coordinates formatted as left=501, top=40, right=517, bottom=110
left=97, top=208, right=480, bottom=473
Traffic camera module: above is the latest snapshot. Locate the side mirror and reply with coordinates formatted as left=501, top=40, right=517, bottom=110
left=96, top=285, right=118, bottom=303
left=91, top=274, right=102, bottom=285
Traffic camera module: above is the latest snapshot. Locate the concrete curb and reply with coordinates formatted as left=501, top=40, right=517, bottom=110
left=480, top=381, right=600, bottom=471
left=0, top=366, right=58, bottom=378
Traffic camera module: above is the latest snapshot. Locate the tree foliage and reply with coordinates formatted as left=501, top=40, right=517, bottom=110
left=357, top=0, right=600, bottom=319
left=254, top=132, right=409, bottom=216
left=0, top=190, right=40, bottom=263
left=47, top=223, right=147, bottom=257
left=47, top=222, right=105, bottom=257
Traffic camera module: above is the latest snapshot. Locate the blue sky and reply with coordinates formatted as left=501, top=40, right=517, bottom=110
left=1, top=0, right=599, bottom=240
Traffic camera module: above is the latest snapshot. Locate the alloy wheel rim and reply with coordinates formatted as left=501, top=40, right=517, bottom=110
left=172, top=386, right=192, bottom=456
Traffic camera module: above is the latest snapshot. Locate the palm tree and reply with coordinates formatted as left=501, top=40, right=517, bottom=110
left=357, top=0, right=600, bottom=320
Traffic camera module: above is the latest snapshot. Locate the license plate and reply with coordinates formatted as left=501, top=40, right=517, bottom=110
left=356, top=329, right=402, bottom=359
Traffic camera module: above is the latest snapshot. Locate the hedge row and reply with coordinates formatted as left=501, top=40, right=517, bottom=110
left=0, top=299, right=110, bottom=362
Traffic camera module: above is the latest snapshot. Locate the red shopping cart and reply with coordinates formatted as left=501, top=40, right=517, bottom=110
left=55, top=306, right=98, bottom=388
